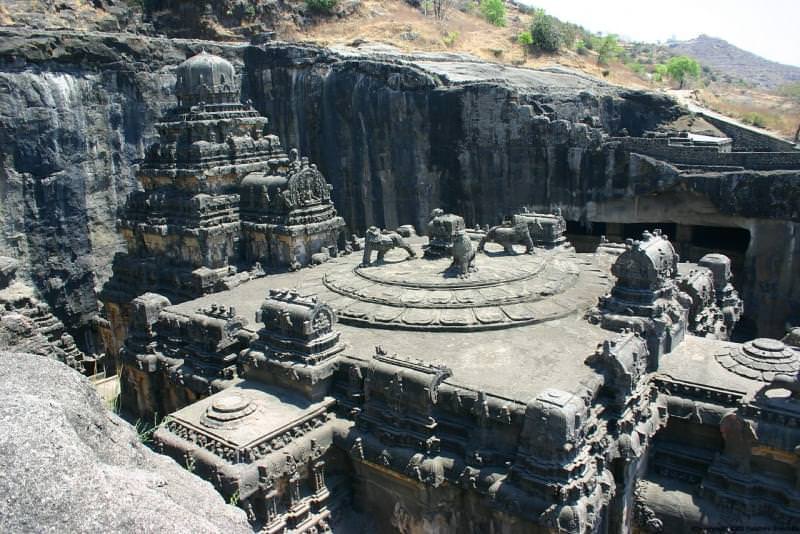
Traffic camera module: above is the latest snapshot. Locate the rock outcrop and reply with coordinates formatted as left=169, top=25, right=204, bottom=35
left=0, top=351, right=253, bottom=533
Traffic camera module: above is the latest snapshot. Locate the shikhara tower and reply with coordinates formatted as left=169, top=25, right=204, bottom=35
left=101, top=51, right=345, bottom=362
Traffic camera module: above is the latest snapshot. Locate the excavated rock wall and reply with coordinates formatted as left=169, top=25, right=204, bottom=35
left=0, top=31, right=797, bottom=340
left=244, top=44, right=683, bottom=232
left=0, top=29, right=244, bottom=346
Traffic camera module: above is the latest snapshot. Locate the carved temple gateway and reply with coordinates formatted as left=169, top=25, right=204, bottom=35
left=107, top=53, right=800, bottom=534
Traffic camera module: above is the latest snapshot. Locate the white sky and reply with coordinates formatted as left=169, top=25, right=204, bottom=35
left=519, top=0, right=800, bottom=67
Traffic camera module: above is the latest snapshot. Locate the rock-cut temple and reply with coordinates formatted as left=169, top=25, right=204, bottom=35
left=96, top=52, right=800, bottom=534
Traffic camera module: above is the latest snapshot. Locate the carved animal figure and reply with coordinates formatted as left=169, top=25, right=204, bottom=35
left=362, top=226, right=416, bottom=266
left=449, top=230, right=476, bottom=277
left=478, top=223, right=534, bottom=255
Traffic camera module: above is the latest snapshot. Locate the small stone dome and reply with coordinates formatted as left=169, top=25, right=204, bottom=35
left=611, top=229, right=678, bottom=291
left=175, top=51, right=238, bottom=107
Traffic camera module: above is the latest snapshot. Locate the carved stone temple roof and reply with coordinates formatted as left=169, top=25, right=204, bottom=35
left=175, top=51, right=238, bottom=108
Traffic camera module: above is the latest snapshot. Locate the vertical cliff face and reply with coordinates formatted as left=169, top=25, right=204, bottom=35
left=244, top=44, right=681, bottom=232
left=1, top=69, right=145, bottom=331
left=0, top=29, right=243, bottom=343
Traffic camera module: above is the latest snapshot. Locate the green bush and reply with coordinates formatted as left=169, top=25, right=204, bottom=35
left=596, top=34, right=621, bottom=66
left=479, top=0, right=506, bottom=27
left=627, top=62, right=645, bottom=75
left=652, top=63, right=667, bottom=82
left=575, top=40, right=588, bottom=55
left=529, top=9, right=562, bottom=52
left=443, top=31, right=460, bottom=47
left=306, top=0, right=338, bottom=14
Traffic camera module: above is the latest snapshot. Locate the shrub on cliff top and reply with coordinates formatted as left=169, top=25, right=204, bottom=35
left=480, top=0, right=506, bottom=27
left=666, top=56, right=701, bottom=88
left=529, top=9, right=562, bottom=52
left=306, top=0, right=338, bottom=14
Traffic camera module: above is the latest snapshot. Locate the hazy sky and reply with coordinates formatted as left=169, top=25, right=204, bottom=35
left=520, top=0, right=800, bottom=67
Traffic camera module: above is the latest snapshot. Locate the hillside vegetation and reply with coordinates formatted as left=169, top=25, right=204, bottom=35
left=1, top=0, right=797, bottom=140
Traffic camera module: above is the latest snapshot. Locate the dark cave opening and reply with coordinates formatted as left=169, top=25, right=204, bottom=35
left=567, top=219, right=756, bottom=339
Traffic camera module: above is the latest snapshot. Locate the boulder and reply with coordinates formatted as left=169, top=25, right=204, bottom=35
left=0, top=352, right=253, bottom=534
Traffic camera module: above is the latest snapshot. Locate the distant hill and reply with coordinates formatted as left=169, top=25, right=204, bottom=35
left=667, top=34, right=800, bottom=89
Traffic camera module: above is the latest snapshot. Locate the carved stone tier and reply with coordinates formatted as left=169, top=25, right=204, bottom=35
left=715, top=338, right=800, bottom=382
left=304, top=243, right=611, bottom=331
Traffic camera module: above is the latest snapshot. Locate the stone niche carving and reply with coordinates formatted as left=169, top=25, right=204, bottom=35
left=698, top=253, right=743, bottom=332
left=521, top=388, right=589, bottom=462
left=679, top=253, right=743, bottom=340
left=423, top=208, right=465, bottom=258
left=240, top=150, right=346, bottom=268
left=251, top=289, right=342, bottom=363
left=238, top=290, right=345, bottom=400
left=588, top=229, right=689, bottom=367
left=171, top=304, right=248, bottom=380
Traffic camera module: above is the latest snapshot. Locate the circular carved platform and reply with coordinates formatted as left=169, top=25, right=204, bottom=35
left=716, top=338, right=800, bottom=382
left=202, top=392, right=258, bottom=428
left=300, top=245, right=612, bottom=331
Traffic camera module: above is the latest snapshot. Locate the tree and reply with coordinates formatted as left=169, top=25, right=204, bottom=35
left=306, top=0, right=338, bottom=13
left=431, top=0, right=457, bottom=21
left=666, top=56, right=701, bottom=89
left=479, top=0, right=506, bottom=27
left=596, top=34, right=621, bottom=66
left=529, top=10, right=562, bottom=52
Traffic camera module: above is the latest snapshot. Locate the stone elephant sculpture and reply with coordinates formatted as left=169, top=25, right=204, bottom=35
left=478, top=223, right=534, bottom=254
left=361, top=226, right=416, bottom=266
left=449, top=230, right=476, bottom=277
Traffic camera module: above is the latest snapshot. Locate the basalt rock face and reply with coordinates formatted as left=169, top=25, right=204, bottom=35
left=0, top=28, right=243, bottom=343
left=0, top=351, right=253, bottom=533
left=245, top=44, right=683, bottom=231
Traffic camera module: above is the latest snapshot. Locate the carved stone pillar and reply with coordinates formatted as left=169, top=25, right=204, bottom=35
left=311, top=459, right=329, bottom=500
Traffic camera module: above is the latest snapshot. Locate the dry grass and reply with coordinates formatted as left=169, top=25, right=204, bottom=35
left=694, top=87, right=800, bottom=139
left=288, top=0, right=798, bottom=140
left=284, top=0, right=532, bottom=62
left=287, top=0, right=659, bottom=90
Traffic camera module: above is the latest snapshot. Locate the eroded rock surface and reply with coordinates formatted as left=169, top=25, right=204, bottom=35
left=0, top=352, right=252, bottom=534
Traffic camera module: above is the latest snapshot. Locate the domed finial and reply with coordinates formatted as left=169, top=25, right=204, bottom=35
left=174, top=51, right=237, bottom=108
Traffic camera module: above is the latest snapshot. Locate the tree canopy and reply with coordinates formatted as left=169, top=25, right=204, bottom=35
left=666, top=56, right=701, bottom=88
left=529, top=10, right=561, bottom=52
left=479, top=0, right=506, bottom=27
